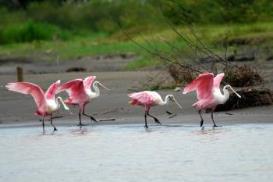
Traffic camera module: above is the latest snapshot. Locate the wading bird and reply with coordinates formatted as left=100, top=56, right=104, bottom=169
left=183, top=72, right=241, bottom=127
left=59, top=76, right=109, bottom=126
left=128, top=91, right=182, bottom=128
left=5, top=80, right=69, bottom=132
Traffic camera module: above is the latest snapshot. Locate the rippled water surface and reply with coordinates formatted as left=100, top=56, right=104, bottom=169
left=0, top=124, right=273, bottom=182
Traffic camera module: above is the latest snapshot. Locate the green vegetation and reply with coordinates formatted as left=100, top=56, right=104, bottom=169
left=0, top=21, right=70, bottom=44
left=0, top=0, right=273, bottom=70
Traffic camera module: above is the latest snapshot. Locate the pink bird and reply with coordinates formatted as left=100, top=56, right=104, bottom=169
left=5, top=80, right=69, bottom=132
left=59, top=75, right=109, bottom=126
left=183, top=72, right=241, bottom=127
left=128, top=91, right=182, bottom=128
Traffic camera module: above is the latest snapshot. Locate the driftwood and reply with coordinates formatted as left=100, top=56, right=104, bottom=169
left=66, top=67, right=86, bottom=72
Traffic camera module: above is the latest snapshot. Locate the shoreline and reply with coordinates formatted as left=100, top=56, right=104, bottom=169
left=1, top=108, right=272, bottom=129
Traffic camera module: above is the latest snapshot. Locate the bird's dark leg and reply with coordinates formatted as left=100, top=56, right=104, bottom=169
left=198, top=110, right=204, bottom=127
left=144, top=111, right=148, bottom=128
left=78, top=109, right=84, bottom=127
left=211, top=111, right=218, bottom=127
left=82, top=107, right=97, bottom=123
left=147, top=112, right=161, bottom=125
left=42, top=116, right=45, bottom=133
left=50, top=114, right=57, bottom=131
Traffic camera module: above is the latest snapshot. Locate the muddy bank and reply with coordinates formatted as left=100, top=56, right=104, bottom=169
left=0, top=53, right=137, bottom=74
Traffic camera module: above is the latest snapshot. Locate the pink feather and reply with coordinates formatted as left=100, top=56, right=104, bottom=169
left=6, top=82, right=45, bottom=108
left=213, top=73, right=225, bottom=89
left=183, top=72, right=214, bottom=100
left=83, top=76, right=96, bottom=91
left=183, top=72, right=226, bottom=110
left=59, top=76, right=97, bottom=111
left=5, top=81, right=62, bottom=116
left=45, top=80, right=61, bottom=100
left=128, top=91, right=155, bottom=106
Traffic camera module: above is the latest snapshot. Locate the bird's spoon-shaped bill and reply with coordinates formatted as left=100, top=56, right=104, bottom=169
left=97, top=81, right=110, bottom=90
left=229, top=86, right=241, bottom=98
left=173, top=97, right=182, bottom=109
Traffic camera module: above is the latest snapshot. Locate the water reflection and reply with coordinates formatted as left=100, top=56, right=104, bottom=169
left=70, top=127, right=89, bottom=136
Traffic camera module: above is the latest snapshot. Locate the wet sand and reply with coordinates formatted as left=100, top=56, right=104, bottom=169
left=0, top=71, right=272, bottom=128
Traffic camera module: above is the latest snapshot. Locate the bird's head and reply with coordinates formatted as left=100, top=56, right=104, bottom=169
left=57, top=97, right=70, bottom=111
left=224, top=85, right=241, bottom=98
left=166, top=95, right=182, bottom=109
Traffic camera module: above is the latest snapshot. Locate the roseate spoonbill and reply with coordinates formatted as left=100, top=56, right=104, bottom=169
left=128, top=91, right=182, bottom=128
left=183, top=72, right=241, bottom=127
left=5, top=80, right=69, bottom=132
left=59, top=76, right=109, bottom=126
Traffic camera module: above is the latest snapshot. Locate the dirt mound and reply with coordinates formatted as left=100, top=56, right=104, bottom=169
left=224, top=65, right=263, bottom=87
left=168, top=64, right=196, bottom=84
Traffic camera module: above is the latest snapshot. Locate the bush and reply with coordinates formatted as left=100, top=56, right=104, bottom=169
left=159, top=0, right=273, bottom=24
left=18, top=0, right=164, bottom=33
left=0, top=21, right=69, bottom=44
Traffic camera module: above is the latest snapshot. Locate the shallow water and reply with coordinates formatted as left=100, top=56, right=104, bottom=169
left=0, top=124, right=273, bottom=182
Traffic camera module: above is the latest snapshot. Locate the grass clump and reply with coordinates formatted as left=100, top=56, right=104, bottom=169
left=126, top=57, right=160, bottom=70
left=0, top=21, right=70, bottom=44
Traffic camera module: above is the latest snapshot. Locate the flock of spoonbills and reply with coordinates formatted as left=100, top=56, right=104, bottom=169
left=5, top=72, right=241, bottom=132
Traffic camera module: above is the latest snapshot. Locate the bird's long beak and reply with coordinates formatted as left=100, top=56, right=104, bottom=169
left=57, top=97, right=70, bottom=110
left=97, top=82, right=110, bottom=90
left=173, top=97, right=182, bottom=109
left=229, top=86, right=241, bottom=98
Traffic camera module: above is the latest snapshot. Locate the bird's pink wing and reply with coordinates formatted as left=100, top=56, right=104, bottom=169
left=183, top=72, right=214, bottom=99
left=128, top=92, right=154, bottom=105
left=45, top=80, right=60, bottom=100
left=83, top=76, right=96, bottom=90
left=6, top=82, right=45, bottom=107
left=59, top=79, right=84, bottom=103
left=213, top=73, right=225, bottom=89
left=59, top=79, right=83, bottom=93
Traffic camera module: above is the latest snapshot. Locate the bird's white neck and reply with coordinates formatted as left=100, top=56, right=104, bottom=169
left=214, top=85, right=230, bottom=104
left=92, top=81, right=100, bottom=97
left=159, top=95, right=171, bottom=105
left=87, top=81, right=100, bottom=99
